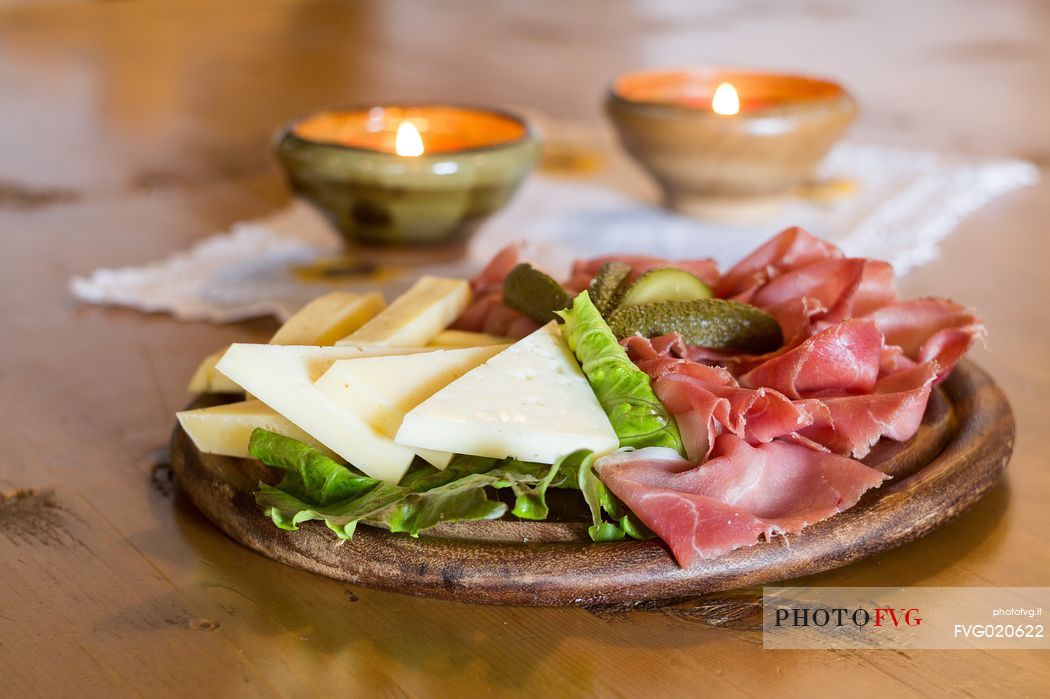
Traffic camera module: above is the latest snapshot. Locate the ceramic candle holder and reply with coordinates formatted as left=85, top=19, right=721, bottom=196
left=606, top=68, right=858, bottom=213
left=275, top=105, right=540, bottom=247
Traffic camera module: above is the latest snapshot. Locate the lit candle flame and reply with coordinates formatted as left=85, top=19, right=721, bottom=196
left=395, top=120, right=425, bottom=156
left=712, top=82, right=740, bottom=116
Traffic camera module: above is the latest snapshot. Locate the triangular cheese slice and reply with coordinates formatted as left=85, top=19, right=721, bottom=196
left=395, top=323, right=618, bottom=463
left=315, top=345, right=508, bottom=469
left=177, top=400, right=335, bottom=459
left=216, top=344, right=430, bottom=483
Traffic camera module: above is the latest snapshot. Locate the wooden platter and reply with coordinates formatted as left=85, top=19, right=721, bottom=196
left=170, top=359, right=1014, bottom=606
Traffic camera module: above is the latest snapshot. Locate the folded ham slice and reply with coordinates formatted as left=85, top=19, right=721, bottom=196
left=637, top=357, right=814, bottom=461
left=865, top=298, right=984, bottom=382
left=716, top=226, right=843, bottom=301
left=597, top=438, right=887, bottom=566
left=470, top=242, right=522, bottom=295
left=738, top=319, right=883, bottom=398
left=798, top=361, right=939, bottom=458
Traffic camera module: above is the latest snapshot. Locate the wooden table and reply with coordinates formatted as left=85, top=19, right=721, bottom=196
left=2, top=1, right=1047, bottom=695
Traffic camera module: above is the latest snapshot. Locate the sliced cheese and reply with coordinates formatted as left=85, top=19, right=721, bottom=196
left=395, top=322, right=619, bottom=463
left=216, top=344, right=429, bottom=483
left=315, top=345, right=508, bottom=468
left=269, top=291, right=386, bottom=345
left=188, top=349, right=241, bottom=394
left=187, top=291, right=386, bottom=394
left=336, top=276, right=470, bottom=347
left=177, top=400, right=334, bottom=459
left=427, top=329, right=514, bottom=348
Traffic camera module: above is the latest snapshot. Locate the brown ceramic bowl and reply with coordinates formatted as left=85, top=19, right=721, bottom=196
left=606, top=68, right=858, bottom=211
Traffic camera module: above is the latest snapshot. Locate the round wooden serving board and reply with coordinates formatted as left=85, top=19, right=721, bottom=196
left=170, top=359, right=1013, bottom=606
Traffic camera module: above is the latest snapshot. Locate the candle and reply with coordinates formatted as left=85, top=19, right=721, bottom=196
left=605, top=68, right=858, bottom=212
left=276, top=105, right=540, bottom=248
left=395, top=121, right=425, bottom=157
left=711, top=82, right=740, bottom=116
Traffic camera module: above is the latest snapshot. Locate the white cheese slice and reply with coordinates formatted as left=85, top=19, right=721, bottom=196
left=188, top=291, right=386, bottom=394
left=315, top=345, right=508, bottom=468
left=216, top=344, right=429, bottom=483
left=395, top=322, right=619, bottom=463
left=176, top=400, right=334, bottom=459
left=427, top=329, right=513, bottom=348
left=336, top=276, right=470, bottom=347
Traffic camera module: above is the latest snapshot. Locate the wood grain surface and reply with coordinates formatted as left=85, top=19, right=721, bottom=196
left=2, top=0, right=1049, bottom=696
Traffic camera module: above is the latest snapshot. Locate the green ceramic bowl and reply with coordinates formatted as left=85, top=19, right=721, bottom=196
left=274, top=105, right=540, bottom=247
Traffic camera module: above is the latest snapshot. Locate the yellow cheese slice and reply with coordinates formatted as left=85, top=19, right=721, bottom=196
left=176, top=399, right=334, bottom=459
left=427, top=329, right=514, bottom=348
left=187, top=291, right=386, bottom=394
left=188, top=349, right=241, bottom=394
left=269, top=291, right=385, bottom=345
left=336, top=276, right=470, bottom=347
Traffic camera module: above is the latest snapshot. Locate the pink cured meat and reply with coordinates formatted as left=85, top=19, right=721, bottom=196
left=471, top=243, right=522, bottom=294
left=620, top=257, right=895, bottom=373
left=566, top=255, right=720, bottom=293
left=452, top=292, right=500, bottom=332
left=638, top=357, right=814, bottom=461
left=738, top=319, right=883, bottom=398
left=451, top=291, right=539, bottom=339
left=797, top=362, right=938, bottom=458
left=752, top=257, right=898, bottom=324
left=865, top=298, right=985, bottom=381
left=716, top=226, right=843, bottom=301
left=597, top=438, right=887, bottom=566
left=451, top=243, right=542, bottom=338
left=622, top=333, right=687, bottom=362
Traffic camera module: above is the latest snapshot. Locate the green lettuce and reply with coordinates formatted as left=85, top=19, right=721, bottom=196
left=567, top=450, right=653, bottom=541
left=249, top=430, right=579, bottom=538
left=556, top=291, right=684, bottom=454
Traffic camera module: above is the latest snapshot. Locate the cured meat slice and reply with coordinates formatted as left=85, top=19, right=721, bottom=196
left=471, top=243, right=522, bottom=294
left=452, top=292, right=501, bottom=333
left=753, top=257, right=898, bottom=325
left=865, top=298, right=984, bottom=381
left=637, top=357, right=814, bottom=460
left=596, top=438, right=887, bottom=566
left=453, top=244, right=542, bottom=338
left=797, top=361, right=938, bottom=458
left=738, top=319, right=883, bottom=398
left=716, top=226, right=843, bottom=300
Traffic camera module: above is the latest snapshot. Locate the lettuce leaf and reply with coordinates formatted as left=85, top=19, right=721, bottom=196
left=568, top=450, right=653, bottom=541
left=556, top=291, right=684, bottom=454
left=249, top=430, right=574, bottom=538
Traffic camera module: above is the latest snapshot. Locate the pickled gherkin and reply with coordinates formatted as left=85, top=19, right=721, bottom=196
left=588, top=262, right=632, bottom=316
left=502, top=263, right=572, bottom=323
left=607, top=299, right=783, bottom=353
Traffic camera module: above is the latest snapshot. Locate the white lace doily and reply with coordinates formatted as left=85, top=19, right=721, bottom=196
left=71, top=122, right=1038, bottom=323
